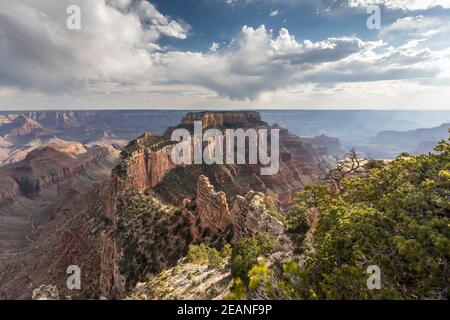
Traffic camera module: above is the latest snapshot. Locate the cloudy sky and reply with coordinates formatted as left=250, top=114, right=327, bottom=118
left=1, top=0, right=450, bottom=110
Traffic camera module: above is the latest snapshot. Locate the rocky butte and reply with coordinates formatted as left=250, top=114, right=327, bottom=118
left=0, top=111, right=328, bottom=300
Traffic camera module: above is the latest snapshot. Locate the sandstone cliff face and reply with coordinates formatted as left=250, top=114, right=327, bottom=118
left=0, top=116, right=48, bottom=142
left=0, top=145, right=114, bottom=206
left=181, top=111, right=266, bottom=129
left=196, top=175, right=232, bottom=232
left=99, top=227, right=126, bottom=299
left=302, top=134, right=346, bottom=157
left=112, top=133, right=177, bottom=191
left=0, top=111, right=326, bottom=300
left=1, top=147, right=110, bottom=198
left=96, top=135, right=179, bottom=298
left=231, top=191, right=284, bottom=238
left=195, top=175, right=284, bottom=238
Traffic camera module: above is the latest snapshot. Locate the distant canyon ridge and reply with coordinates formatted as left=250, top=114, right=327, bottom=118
left=0, top=111, right=327, bottom=299
left=0, top=110, right=448, bottom=166
left=0, top=110, right=448, bottom=299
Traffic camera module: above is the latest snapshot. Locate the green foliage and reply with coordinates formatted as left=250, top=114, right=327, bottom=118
left=234, top=136, right=450, bottom=300
left=116, top=190, right=190, bottom=289
left=287, top=184, right=331, bottom=233
left=268, top=208, right=287, bottom=223
left=221, top=244, right=232, bottom=258
left=186, top=244, right=225, bottom=268
left=247, top=259, right=277, bottom=299
left=230, top=233, right=275, bottom=283
left=398, top=152, right=412, bottom=158
left=286, top=206, right=310, bottom=234
left=365, top=159, right=385, bottom=170
left=225, top=278, right=247, bottom=300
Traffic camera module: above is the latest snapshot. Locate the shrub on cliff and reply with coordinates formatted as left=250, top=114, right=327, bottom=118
left=186, top=244, right=225, bottom=268
left=230, top=233, right=275, bottom=283
left=287, top=184, right=331, bottom=234
left=232, top=136, right=450, bottom=300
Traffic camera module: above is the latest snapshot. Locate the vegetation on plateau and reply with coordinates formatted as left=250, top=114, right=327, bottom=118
left=229, top=136, right=450, bottom=300
left=186, top=244, right=231, bottom=268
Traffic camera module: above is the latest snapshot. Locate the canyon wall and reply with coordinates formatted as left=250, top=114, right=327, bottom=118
left=0, top=111, right=324, bottom=299
left=196, top=175, right=232, bottom=232
left=97, top=136, right=177, bottom=298
left=0, top=145, right=114, bottom=205
left=195, top=175, right=284, bottom=238
left=0, top=176, right=21, bottom=204
left=181, top=111, right=266, bottom=129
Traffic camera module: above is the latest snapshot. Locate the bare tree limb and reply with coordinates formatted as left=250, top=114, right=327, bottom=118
left=322, top=148, right=366, bottom=193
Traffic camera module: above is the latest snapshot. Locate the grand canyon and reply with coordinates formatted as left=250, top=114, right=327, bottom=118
left=0, top=111, right=328, bottom=299
left=0, top=110, right=448, bottom=300
left=1, top=0, right=450, bottom=308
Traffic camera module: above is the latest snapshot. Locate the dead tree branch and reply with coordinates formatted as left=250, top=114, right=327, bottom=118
left=322, top=148, right=365, bottom=193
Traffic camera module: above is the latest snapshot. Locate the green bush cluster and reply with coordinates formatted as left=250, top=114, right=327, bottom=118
left=186, top=244, right=229, bottom=268
left=232, top=136, right=450, bottom=300
left=230, top=233, right=275, bottom=283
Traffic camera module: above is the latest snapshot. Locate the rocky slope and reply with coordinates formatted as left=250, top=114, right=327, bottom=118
left=94, top=112, right=324, bottom=299
left=126, top=233, right=295, bottom=301
left=127, top=259, right=233, bottom=300
left=302, top=134, right=346, bottom=158
left=367, top=123, right=450, bottom=157
left=0, top=111, right=327, bottom=300
left=0, top=111, right=185, bottom=166
left=0, top=116, right=49, bottom=143
left=0, top=143, right=111, bottom=202
left=0, top=143, right=120, bottom=299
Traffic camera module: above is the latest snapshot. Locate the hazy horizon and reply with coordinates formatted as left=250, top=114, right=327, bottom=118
left=2, top=107, right=450, bottom=112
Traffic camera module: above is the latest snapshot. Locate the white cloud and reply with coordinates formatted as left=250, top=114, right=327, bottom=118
left=0, top=0, right=187, bottom=92
left=0, top=0, right=449, bottom=107
left=347, top=0, right=450, bottom=11
left=380, top=15, right=450, bottom=52
left=154, top=26, right=445, bottom=100
left=222, top=0, right=450, bottom=11
left=209, top=42, right=221, bottom=54
left=269, top=9, right=279, bottom=16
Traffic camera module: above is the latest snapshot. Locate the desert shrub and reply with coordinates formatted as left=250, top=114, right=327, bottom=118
left=287, top=184, right=331, bottom=233
left=268, top=208, right=286, bottom=223
left=186, top=244, right=224, bottom=268
left=221, top=244, right=232, bottom=258
left=365, top=159, right=385, bottom=170
left=233, top=136, right=450, bottom=300
left=230, top=233, right=275, bottom=283
left=398, top=152, right=412, bottom=157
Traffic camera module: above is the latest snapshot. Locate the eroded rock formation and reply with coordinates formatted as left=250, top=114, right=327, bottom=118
left=195, top=175, right=284, bottom=238
left=180, top=111, right=266, bottom=129
left=93, top=112, right=325, bottom=298
left=0, top=111, right=327, bottom=300
left=32, top=285, right=59, bottom=300
left=0, top=145, right=114, bottom=202
left=196, top=175, right=232, bottom=232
